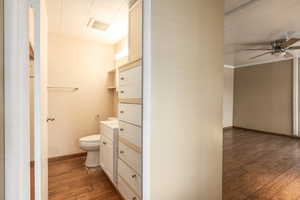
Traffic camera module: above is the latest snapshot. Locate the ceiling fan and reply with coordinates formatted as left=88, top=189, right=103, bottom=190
left=243, top=38, right=300, bottom=60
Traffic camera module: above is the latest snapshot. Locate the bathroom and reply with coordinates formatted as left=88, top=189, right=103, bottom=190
left=29, top=0, right=143, bottom=199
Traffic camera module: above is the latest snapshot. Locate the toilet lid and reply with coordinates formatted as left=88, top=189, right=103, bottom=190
left=80, top=134, right=101, bottom=142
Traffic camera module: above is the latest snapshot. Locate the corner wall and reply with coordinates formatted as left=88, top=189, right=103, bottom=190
left=233, top=60, right=293, bottom=135
left=223, top=67, right=234, bottom=128
left=149, top=0, right=223, bottom=199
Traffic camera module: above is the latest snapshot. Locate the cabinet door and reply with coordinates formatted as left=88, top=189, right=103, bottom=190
left=129, top=0, right=142, bottom=62
left=101, top=136, right=114, bottom=182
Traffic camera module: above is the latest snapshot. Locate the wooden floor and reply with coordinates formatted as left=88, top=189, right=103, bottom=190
left=29, top=128, right=300, bottom=200
left=31, top=156, right=122, bottom=200
left=224, top=128, right=300, bottom=200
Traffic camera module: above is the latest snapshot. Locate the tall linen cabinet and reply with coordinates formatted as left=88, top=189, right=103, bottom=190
left=117, top=0, right=143, bottom=199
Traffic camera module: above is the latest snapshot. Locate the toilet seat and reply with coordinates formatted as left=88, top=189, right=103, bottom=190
left=80, top=135, right=101, bottom=146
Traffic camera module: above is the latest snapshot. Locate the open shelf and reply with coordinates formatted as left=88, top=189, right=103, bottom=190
left=107, top=86, right=116, bottom=90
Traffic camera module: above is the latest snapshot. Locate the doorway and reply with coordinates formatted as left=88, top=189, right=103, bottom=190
left=29, top=0, right=144, bottom=200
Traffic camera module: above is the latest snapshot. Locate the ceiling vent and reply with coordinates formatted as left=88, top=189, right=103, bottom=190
left=87, top=18, right=109, bottom=31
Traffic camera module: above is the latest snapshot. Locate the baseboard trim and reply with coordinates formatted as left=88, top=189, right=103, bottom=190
left=30, top=152, right=87, bottom=167
left=223, top=126, right=233, bottom=130
left=49, top=152, right=87, bottom=163
left=233, top=126, right=300, bottom=139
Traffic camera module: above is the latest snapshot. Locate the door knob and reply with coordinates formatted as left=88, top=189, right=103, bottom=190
left=46, top=118, right=55, bottom=122
left=131, top=174, right=137, bottom=179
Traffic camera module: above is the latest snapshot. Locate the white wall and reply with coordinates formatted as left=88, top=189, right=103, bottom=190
left=223, top=67, right=234, bottom=128
left=48, top=33, right=115, bottom=158
left=149, top=0, right=224, bottom=199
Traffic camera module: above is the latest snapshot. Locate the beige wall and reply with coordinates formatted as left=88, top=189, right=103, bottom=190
left=150, top=0, right=223, bottom=199
left=48, top=33, right=115, bottom=158
left=0, top=0, right=3, bottom=197
left=223, top=67, right=234, bottom=128
left=233, top=60, right=293, bottom=135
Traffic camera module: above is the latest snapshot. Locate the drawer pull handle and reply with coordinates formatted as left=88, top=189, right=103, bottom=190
left=120, top=90, right=124, bottom=94
left=132, top=197, right=137, bottom=200
left=120, top=128, right=124, bottom=131
left=131, top=174, right=137, bottom=179
left=103, top=142, right=107, bottom=145
left=120, top=77, right=125, bottom=80
left=120, top=111, right=124, bottom=114
left=120, top=150, right=125, bottom=154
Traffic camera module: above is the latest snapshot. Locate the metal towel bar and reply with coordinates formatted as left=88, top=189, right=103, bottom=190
left=47, top=86, right=79, bottom=91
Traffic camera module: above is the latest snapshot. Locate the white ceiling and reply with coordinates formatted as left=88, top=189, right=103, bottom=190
left=225, top=0, right=300, bottom=66
left=47, top=0, right=129, bottom=44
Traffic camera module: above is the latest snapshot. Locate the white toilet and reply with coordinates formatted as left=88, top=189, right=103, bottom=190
left=79, top=134, right=101, bottom=167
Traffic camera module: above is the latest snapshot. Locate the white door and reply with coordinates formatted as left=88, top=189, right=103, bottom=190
left=32, top=0, right=48, bottom=200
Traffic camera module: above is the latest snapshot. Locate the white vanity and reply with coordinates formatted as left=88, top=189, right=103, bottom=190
left=99, top=120, right=119, bottom=185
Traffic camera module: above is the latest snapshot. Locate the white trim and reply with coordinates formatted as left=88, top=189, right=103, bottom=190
left=32, top=1, right=44, bottom=200
left=4, top=0, right=30, bottom=199
left=235, top=57, right=294, bottom=68
left=224, top=65, right=235, bottom=69
left=143, top=0, right=151, bottom=199
left=293, top=57, right=299, bottom=136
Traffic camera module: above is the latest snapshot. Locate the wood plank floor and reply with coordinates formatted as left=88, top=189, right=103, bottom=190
left=31, top=156, right=122, bottom=200
left=224, top=128, right=300, bottom=200
left=30, top=128, right=300, bottom=200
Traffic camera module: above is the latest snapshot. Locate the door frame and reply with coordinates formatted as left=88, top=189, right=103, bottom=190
left=4, top=0, right=152, bottom=200
left=4, top=0, right=31, bottom=200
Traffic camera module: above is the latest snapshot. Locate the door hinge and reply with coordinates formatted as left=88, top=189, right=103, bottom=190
left=29, top=0, right=39, bottom=8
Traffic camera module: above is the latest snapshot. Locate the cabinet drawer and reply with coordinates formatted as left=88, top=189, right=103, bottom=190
left=118, top=176, right=140, bottom=200
left=119, top=142, right=142, bottom=174
left=119, top=103, right=141, bottom=126
left=119, top=121, right=141, bottom=148
left=119, top=84, right=141, bottom=99
left=119, top=65, right=141, bottom=86
left=118, top=159, right=142, bottom=197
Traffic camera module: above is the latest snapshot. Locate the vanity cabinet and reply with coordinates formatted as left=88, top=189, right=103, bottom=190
left=99, top=121, right=119, bottom=186
left=100, top=136, right=114, bottom=182
left=128, top=0, right=142, bottom=62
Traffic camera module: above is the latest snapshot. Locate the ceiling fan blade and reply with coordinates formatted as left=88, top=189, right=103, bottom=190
left=249, top=52, right=272, bottom=60
left=288, top=46, right=300, bottom=50
left=282, top=38, right=300, bottom=47
left=243, top=48, right=273, bottom=51
left=241, top=41, right=272, bottom=46
left=285, top=52, right=294, bottom=58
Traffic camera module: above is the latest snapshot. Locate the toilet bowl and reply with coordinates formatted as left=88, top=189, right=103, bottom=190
left=79, top=134, right=101, bottom=167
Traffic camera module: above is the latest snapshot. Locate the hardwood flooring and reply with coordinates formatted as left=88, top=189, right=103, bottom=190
left=31, top=156, right=122, bottom=200
left=30, top=128, right=300, bottom=200
left=224, top=128, right=300, bottom=200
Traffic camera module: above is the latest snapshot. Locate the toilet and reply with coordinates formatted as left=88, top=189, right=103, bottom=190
left=79, top=134, right=101, bottom=167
